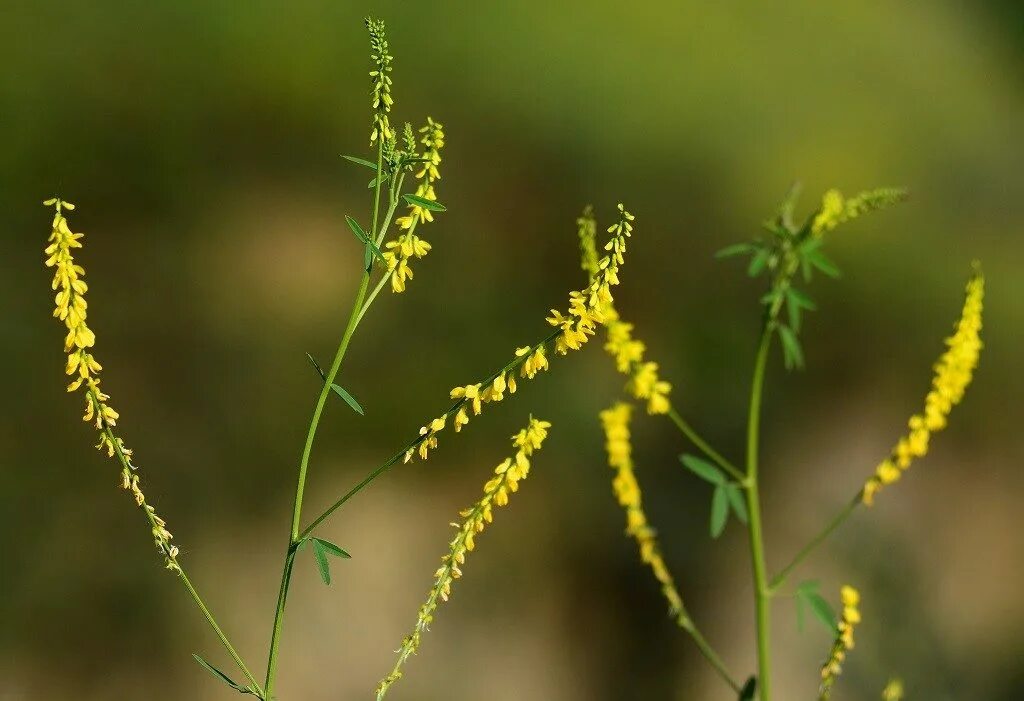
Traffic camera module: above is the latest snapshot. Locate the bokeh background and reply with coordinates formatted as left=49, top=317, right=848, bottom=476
left=3, top=2, right=1022, bottom=699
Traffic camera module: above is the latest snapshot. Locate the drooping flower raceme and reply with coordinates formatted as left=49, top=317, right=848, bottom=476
left=383, top=117, right=445, bottom=293
left=863, top=269, right=984, bottom=505
left=44, top=198, right=180, bottom=571
left=578, top=206, right=671, bottom=414
left=819, top=585, right=862, bottom=700
left=376, top=417, right=551, bottom=700
left=600, top=402, right=687, bottom=623
left=404, top=204, right=636, bottom=464
left=811, top=187, right=907, bottom=237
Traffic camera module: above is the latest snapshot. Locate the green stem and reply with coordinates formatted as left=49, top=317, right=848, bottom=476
left=768, top=493, right=861, bottom=594
left=264, top=142, right=384, bottom=697
left=745, top=326, right=774, bottom=701
left=666, top=407, right=745, bottom=484
left=679, top=614, right=742, bottom=693
left=91, top=399, right=264, bottom=698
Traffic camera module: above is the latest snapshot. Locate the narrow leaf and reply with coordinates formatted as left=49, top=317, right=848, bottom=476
left=192, top=654, right=253, bottom=694
left=778, top=325, right=805, bottom=370
left=808, top=250, right=841, bottom=278
left=311, top=539, right=332, bottom=585
left=747, top=249, right=769, bottom=277
left=345, top=215, right=369, bottom=243
left=738, top=676, right=758, bottom=701
left=330, top=384, right=365, bottom=415
left=787, top=287, right=817, bottom=310
left=342, top=154, right=379, bottom=170
left=367, top=172, right=391, bottom=189
left=305, top=353, right=326, bottom=381
left=724, top=484, right=748, bottom=523
left=680, top=454, right=725, bottom=485
left=403, top=193, right=447, bottom=212
left=313, top=537, right=351, bottom=559
left=715, top=243, right=755, bottom=259
left=805, top=591, right=838, bottom=633
left=710, top=486, right=729, bottom=538
left=786, top=289, right=802, bottom=332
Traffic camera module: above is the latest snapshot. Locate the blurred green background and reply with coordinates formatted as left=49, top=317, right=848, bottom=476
left=3, top=2, right=1022, bottom=699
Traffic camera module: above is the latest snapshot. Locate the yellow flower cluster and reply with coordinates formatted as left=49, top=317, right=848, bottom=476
left=811, top=187, right=907, bottom=236
left=577, top=206, right=671, bottom=414
left=600, top=402, right=687, bottom=622
left=819, top=585, right=861, bottom=700
left=882, top=679, right=905, bottom=701
left=383, top=117, right=445, bottom=293
left=366, top=17, right=394, bottom=144
left=376, top=417, right=551, bottom=700
left=405, top=205, right=634, bottom=464
left=44, top=198, right=179, bottom=571
left=863, top=270, right=984, bottom=505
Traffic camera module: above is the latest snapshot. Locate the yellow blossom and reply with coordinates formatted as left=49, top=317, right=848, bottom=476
left=384, top=117, right=445, bottom=293
left=819, top=585, right=862, bottom=700
left=863, top=269, right=983, bottom=505
left=43, top=198, right=180, bottom=571
left=600, top=402, right=688, bottom=623
left=377, top=418, right=551, bottom=700
left=812, top=187, right=907, bottom=237
left=366, top=17, right=394, bottom=144
left=882, top=679, right=904, bottom=701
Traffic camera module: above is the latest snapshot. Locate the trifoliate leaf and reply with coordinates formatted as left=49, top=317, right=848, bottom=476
left=778, top=324, right=804, bottom=370
left=312, top=537, right=351, bottom=559
left=311, top=538, right=332, bottom=585
left=724, top=484, right=748, bottom=523
left=710, top=486, right=729, bottom=538
left=341, top=154, right=378, bottom=170
left=330, top=384, right=365, bottom=415
left=192, top=654, right=257, bottom=695
left=680, top=454, right=725, bottom=485
left=403, top=193, right=447, bottom=212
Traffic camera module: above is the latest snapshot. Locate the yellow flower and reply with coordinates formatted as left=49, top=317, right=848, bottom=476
left=882, top=678, right=904, bottom=701
left=811, top=187, right=907, bottom=237
left=576, top=206, right=672, bottom=414
left=43, top=198, right=180, bottom=571
left=819, top=585, right=862, bottom=700
left=384, top=118, right=446, bottom=294
left=366, top=17, right=394, bottom=144
left=600, top=403, right=688, bottom=623
left=377, top=417, right=551, bottom=700
left=863, top=269, right=983, bottom=505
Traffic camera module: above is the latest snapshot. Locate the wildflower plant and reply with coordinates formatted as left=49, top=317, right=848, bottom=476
left=36, top=17, right=986, bottom=701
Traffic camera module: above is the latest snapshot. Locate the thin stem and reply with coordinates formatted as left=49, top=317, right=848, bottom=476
left=92, top=404, right=264, bottom=698
left=745, top=326, right=774, bottom=701
left=666, top=407, right=745, bottom=483
left=768, top=493, right=861, bottom=594
left=264, top=141, right=384, bottom=697
left=679, top=615, right=742, bottom=693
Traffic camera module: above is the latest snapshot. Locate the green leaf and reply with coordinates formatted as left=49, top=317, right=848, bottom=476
left=345, top=215, right=369, bottom=243
left=305, top=353, right=326, bottom=381
left=680, top=454, right=725, bottom=485
left=345, top=215, right=386, bottom=268
left=794, top=580, right=820, bottom=633
left=403, top=193, right=447, bottom=212
left=807, top=250, right=841, bottom=278
left=738, top=676, right=758, bottom=701
left=312, top=537, right=351, bottom=559
left=330, top=384, right=365, bottom=415
left=192, top=654, right=257, bottom=695
left=747, top=249, right=769, bottom=277
left=724, top=484, right=748, bottom=523
left=786, top=290, right=802, bottom=332
left=341, top=154, right=379, bottom=170
left=714, top=243, right=755, bottom=259
left=710, top=486, right=729, bottom=538
left=778, top=324, right=804, bottom=370
left=311, top=539, right=332, bottom=585
left=787, top=287, right=817, bottom=310
left=367, top=172, right=390, bottom=189
left=800, top=589, right=838, bottom=633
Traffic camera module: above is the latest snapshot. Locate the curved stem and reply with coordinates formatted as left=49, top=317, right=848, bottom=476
left=768, top=492, right=861, bottom=594
left=264, top=142, right=384, bottom=697
left=745, top=326, right=774, bottom=701
left=666, top=407, right=745, bottom=484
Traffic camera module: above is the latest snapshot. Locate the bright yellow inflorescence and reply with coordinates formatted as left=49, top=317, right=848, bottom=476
left=366, top=17, right=394, bottom=144
left=376, top=417, right=551, bottom=700
left=811, top=187, right=907, bottom=237
left=44, top=198, right=180, bottom=570
left=882, top=678, right=905, bottom=701
left=600, top=402, right=688, bottom=623
left=819, top=585, right=861, bottom=700
left=578, top=206, right=671, bottom=414
left=863, top=270, right=984, bottom=505
left=383, top=117, right=445, bottom=293
left=403, top=205, right=636, bottom=464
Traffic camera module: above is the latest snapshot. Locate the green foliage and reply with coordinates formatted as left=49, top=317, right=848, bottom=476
left=794, top=580, right=838, bottom=633
left=192, top=654, right=260, bottom=695
left=680, top=454, right=747, bottom=537
left=300, top=536, right=352, bottom=586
